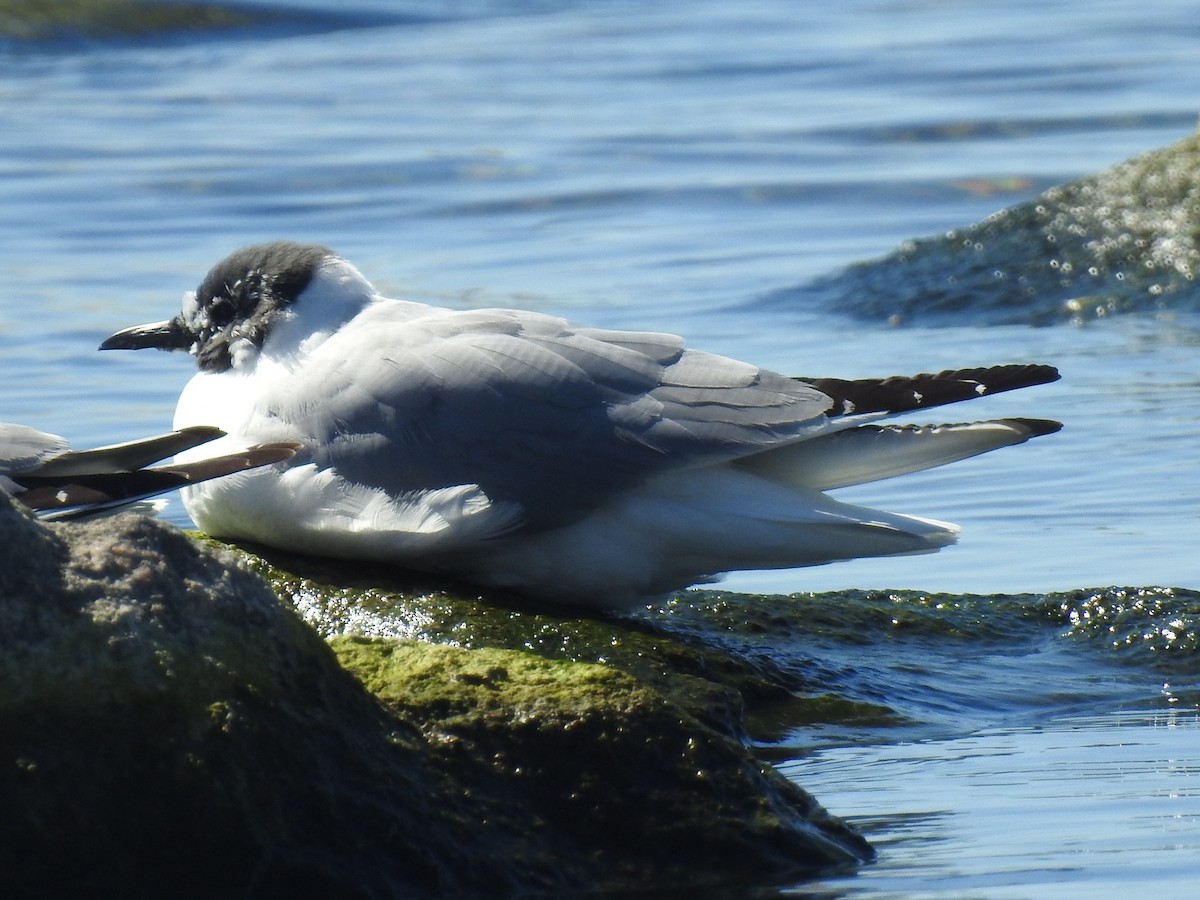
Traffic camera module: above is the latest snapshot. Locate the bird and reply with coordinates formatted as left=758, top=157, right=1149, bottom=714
left=1, top=422, right=300, bottom=521
left=100, top=241, right=1060, bottom=607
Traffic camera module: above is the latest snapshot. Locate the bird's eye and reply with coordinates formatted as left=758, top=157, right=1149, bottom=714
left=208, top=295, right=235, bottom=324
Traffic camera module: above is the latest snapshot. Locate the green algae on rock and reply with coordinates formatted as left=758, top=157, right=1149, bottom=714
left=224, top=540, right=805, bottom=723
left=334, top=636, right=874, bottom=889
left=0, top=496, right=873, bottom=897
left=768, top=129, right=1200, bottom=324
left=660, top=585, right=1200, bottom=676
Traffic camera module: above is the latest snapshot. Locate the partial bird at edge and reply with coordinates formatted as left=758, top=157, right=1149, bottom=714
left=1, top=422, right=300, bottom=521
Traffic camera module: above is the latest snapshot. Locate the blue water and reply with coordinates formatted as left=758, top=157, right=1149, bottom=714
left=2, top=0, right=1199, bottom=894
left=785, top=706, right=1200, bottom=899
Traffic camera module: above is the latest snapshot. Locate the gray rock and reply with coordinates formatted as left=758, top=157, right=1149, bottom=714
left=0, top=493, right=872, bottom=896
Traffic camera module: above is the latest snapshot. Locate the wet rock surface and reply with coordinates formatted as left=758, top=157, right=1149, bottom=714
left=0, top=494, right=872, bottom=897
left=764, top=129, right=1200, bottom=324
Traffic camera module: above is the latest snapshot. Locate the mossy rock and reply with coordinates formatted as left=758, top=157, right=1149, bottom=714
left=0, top=497, right=873, bottom=897
left=334, top=637, right=873, bottom=890
left=767, top=129, right=1200, bottom=323
left=225, top=539, right=902, bottom=736
left=0, top=495, right=528, bottom=897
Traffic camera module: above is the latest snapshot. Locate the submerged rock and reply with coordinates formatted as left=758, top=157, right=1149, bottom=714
left=1041, top=586, right=1200, bottom=672
left=765, top=129, right=1200, bottom=324
left=0, top=0, right=382, bottom=48
left=0, top=0, right=258, bottom=42
left=0, top=495, right=872, bottom=897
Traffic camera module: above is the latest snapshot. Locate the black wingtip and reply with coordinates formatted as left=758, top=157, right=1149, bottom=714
left=804, top=363, right=1061, bottom=417
left=942, top=363, right=1060, bottom=393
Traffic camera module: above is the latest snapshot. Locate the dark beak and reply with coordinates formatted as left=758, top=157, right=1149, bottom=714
left=99, top=318, right=193, bottom=352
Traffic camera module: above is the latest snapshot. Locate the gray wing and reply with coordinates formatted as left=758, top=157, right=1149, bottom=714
left=0, top=423, right=70, bottom=476
left=264, top=306, right=834, bottom=531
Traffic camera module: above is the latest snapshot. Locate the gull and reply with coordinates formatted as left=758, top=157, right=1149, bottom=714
left=101, top=241, right=1060, bottom=607
left=1, top=422, right=299, bottom=521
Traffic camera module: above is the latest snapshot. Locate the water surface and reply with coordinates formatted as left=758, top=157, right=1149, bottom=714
left=2, top=0, right=1198, bottom=895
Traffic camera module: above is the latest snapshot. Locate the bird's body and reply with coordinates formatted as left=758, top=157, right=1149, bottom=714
left=0, top=422, right=298, bottom=520
left=102, top=242, right=1060, bottom=607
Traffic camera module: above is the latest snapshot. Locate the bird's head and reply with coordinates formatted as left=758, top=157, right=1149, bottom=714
left=100, top=241, right=373, bottom=372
